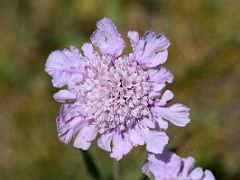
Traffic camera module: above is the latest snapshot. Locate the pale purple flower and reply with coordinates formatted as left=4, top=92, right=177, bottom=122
left=45, top=17, right=190, bottom=160
left=142, top=149, right=215, bottom=180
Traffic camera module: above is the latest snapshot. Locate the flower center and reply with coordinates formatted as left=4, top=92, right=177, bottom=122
left=79, top=57, right=152, bottom=132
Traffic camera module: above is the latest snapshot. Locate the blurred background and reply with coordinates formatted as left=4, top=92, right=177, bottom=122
left=0, top=0, right=239, bottom=179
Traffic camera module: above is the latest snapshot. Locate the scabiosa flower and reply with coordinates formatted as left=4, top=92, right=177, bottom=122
left=45, top=17, right=190, bottom=160
left=142, top=149, right=215, bottom=180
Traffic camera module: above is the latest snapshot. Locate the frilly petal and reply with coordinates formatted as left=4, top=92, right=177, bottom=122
left=142, top=149, right=215, bottom=180
left=158, top=90, right=174, bottom=106
left=155, top=117, right=168, bottom=130
left=73, top=138, right=91, bottom=150
left=45, top=46, right=86, bottom=88
left=91, top=17, right=125, bottom=59
left=56, top=104, right=86, bottom=144
left=148, top=67, right=174, bottom=84
left=133, top=32, right=170, bottom=68
left=143, top=130, right=169, bottom=154
left=110, top=133, right=132, bottom=161
left=73, top=125, right=98, bottom=150
left=189, top=167, right=204, bottom=179
left=129, top=126, right=145, bottom=146
left=153, top=103, right=190, bottom=127
left=203, top=170, right=215, bottom=180
left=182, top=157, right=196, bottom=177
left=97, top=131, right=114, bottom=152
left=142, top=149, right=182, bottom=179
left=82, top=43, right=100, bottom=65
left=128, top=31, right=139, bottom=49
left=142, top=162, right=150, bottom=175
left=54, top=89, right=77, bottom=103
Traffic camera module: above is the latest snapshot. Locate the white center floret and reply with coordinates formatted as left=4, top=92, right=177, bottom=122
left=79, top=57, right=152, bottom=131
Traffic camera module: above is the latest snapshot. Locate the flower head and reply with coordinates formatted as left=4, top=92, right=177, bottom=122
left=142, top=149, right=215, bottom=180
left=45, top=17, right=190, bottom=160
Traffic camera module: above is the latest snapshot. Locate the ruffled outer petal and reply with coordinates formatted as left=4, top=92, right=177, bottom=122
left=56, top=104, right=87, bottom=144
left=54, top=89, right=77, bottom=103
left=82, top=43, right=100, bottom=66
left=189, top=167, right=204, bottom=179
left=127, top=31, right=139, bottom=49
left=142, top=149, right=215, bottom=180
left=157, top=90, right=174, bottom=106
left=97, top=125, right=169, bottom=160
left=142, top=149, right=182, bottom=179
left=128, top=126, right=145, bottom=146
left=57, top=104, right=97, bottom=150
left=130, top=31, right=170, bottom=68
left=110, top=133, right=132, bottom=161
left=182, top=157, right=196, bottom=177
left=181, top=157, right=215, bottom=180
left=203, top=170, right=215, bottom=180
left=148, top=67, right=174, bottom=84
left=45, top=46, right=86, bottom=88
left=142, top=129, right=169, bottom=154
left=152, top=103, right=190, bottom=127
left=91, top=17, right=125, bottom=58
left=97, top=131, right=114, bottom=152
left=73, top=124, right=98, bottom=150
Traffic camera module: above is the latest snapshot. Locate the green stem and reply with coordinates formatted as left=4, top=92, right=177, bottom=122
left=113, top=160, right=120, bottom=180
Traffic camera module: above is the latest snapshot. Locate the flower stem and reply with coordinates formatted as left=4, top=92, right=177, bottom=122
left=113, top=160, right=120, bottom=180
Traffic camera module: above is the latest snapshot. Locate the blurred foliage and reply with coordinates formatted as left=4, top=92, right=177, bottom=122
left=0, top=0, right=240, bottom=179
